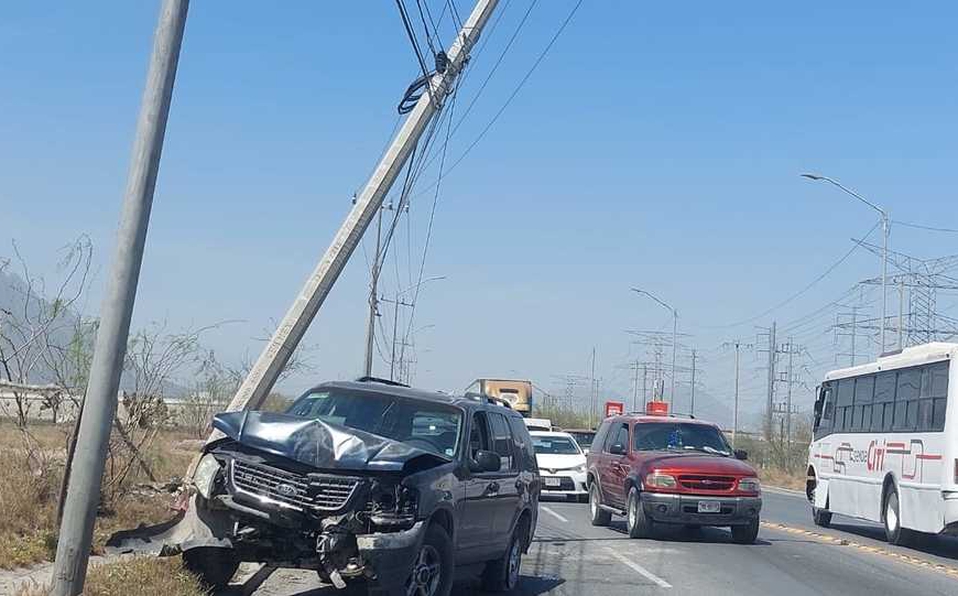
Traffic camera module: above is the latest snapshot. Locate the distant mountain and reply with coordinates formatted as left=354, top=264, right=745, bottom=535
left=0, top=268, right=190, bottom=398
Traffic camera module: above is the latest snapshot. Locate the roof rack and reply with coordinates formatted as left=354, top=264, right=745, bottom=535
left=355, top=376, right=410, bottom=388
left=627, top=411, right=696, bottom=420
left=464, top=391, right=513, bottom=409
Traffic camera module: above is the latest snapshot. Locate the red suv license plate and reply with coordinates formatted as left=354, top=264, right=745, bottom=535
left=697, top=500, right=721, bottom=514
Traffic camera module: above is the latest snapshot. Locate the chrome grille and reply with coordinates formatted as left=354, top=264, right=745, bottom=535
left=677, top=475, right=735, bottom=491
left=230, top=460, right=361, bottom=512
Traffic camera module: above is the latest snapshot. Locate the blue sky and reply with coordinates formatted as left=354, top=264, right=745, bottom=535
left=2, top=1, right=957, bottom=426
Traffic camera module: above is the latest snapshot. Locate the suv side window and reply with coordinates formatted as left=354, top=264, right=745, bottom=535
left=507, top=415, right=536, bottom=471
left=469, top=411, right=493, bottom=465
left=592, top=420, right=612, bottom=451
left=604, top=422, right=629, bottom=454
left=489, top=412, right=516, bottom=471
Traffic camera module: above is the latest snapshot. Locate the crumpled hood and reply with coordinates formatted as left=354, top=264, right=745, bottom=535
left=212, top=410, right=450, bottom=472
left=640, top=452, right=756, bottom=476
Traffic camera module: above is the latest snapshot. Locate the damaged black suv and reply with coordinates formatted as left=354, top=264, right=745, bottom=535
left=184, top=379, right=539, bottom=595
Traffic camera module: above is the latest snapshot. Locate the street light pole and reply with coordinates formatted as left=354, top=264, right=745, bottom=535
left=631, top=288, right=678, bottom=408
left=801, top=173, right=889, bottom=354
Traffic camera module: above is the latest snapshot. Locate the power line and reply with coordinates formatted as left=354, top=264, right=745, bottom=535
left=412, top=0, right=584, bottom=199
left=893, top=219, right=958, bottom=234
left=415, top=0, right=442, bottom=55
left=396, top=0, right=433, bottom=85
left=702, top=220, right=883, bottom=330
left=400, top=76, right=463, bottom=361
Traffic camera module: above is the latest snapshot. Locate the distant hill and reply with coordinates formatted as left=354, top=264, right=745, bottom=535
left=0, top=268, right=189, bottom=398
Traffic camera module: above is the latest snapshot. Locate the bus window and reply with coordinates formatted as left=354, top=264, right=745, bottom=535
left=894, top=368, right=921, bottom=431
left=853, top=375, right=875, bottom=431
left=836, top=379, right=855, bottom=431
left=814, top=382, right=834, bottom=438
left=921, top=361, right=949, bottom=432
left=872, top=371, right=896, bottom=432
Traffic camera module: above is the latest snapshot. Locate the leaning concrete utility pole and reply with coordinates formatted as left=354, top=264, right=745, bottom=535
left=223, top=0, right=501, bottom=414
left=50, top=1, right=189, bottom=594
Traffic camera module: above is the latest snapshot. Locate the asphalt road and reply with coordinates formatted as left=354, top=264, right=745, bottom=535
left=226, top=488, right=958, bottom=596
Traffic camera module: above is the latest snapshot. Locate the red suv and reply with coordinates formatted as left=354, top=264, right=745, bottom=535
left=585, top=414, right=762, bottom=543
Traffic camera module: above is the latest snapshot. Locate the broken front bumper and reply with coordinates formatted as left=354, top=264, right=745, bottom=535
left=108, top=493, right=427, bottom=590
left=355, top=521, right=427, bottom=587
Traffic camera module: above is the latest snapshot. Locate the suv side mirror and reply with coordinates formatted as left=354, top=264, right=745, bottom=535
left=609, top=443, right=627, bottom=456
left=472, top=450, right=501, bottom=473
left=734, top=449, right=748, bottom=461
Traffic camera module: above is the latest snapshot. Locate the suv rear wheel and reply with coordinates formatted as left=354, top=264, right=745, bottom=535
left=626, top=487, right=654, bottom=539
left=482, top=526, right=523, bottom=592
left=589, top=483, right=611, bottom=526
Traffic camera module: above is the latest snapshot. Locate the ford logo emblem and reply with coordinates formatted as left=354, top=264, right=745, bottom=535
left=276, top=483, right=297, bottom=497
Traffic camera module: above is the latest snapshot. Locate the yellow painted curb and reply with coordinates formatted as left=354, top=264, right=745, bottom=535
left=760, top=521, right=958, bottom=579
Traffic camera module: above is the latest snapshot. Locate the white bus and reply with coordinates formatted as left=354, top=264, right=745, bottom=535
left=806, top=342, right=957, bottom=544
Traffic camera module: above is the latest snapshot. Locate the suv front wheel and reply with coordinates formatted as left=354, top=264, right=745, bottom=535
left=404, top=524, right=454, bottom=596
left=589, top=483, right=611, bottom=526
left=626, top=487, right=654, bottom=539
left=731, top=519, right=760, bottom=544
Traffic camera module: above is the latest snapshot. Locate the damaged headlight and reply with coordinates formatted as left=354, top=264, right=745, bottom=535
left=194, top=453, right=223, bottom=500
left=368, top=482, right=419, bottom=529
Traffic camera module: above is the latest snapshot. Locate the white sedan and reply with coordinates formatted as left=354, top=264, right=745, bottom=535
left=530, top=431, right=588, bottom=502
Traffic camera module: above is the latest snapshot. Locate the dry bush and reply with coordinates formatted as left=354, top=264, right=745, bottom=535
left=0, top=447, right=59, bottom=568
left=533, top=401, right=592, bottom=429
left=13, top=556, right=209, bottom=596
left=0, top=423, right=192, bottom=570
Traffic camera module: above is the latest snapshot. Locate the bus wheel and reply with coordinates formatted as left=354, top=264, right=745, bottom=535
left=883, top=485, right=908, bottom=545
left=809, top=473, right=831, bottom=527
left=812, top=506, right=832, bottom=528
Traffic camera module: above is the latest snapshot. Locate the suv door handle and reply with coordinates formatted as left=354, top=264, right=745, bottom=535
left=484, top=482, right=500, bottom=496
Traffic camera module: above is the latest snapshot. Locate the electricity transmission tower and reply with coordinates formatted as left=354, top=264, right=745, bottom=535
left=851, top=240, right=958, bottom=346
left=627, top=330, right=691, bottom=404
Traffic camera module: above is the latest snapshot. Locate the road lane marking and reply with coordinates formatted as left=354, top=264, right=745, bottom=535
left=603, top=547, right=672, bottom=588
left=540, top=506, right=569, bottom=523
left=761, top=521, right=958, bottom=580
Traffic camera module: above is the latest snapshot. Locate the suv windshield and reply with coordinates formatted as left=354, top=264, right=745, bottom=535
left=286, top=388, right=462, bottom=458
left=532, top=436, right=580, bottom=455
left=632, top=422, right=732, bottom=456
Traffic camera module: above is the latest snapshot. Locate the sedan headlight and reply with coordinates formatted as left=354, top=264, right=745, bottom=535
left=644, top=472, right=677, bottom=489
left=737, top=477, right=761, bottom=494
left=193, top=454, right=222, bottom=500
left=574, top=464, right=587, bottom=473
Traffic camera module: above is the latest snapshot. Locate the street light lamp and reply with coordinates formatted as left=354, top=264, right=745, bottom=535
left=631, top=288, right=678, bottom=408
left=801, top=173, right=890, bottom=353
